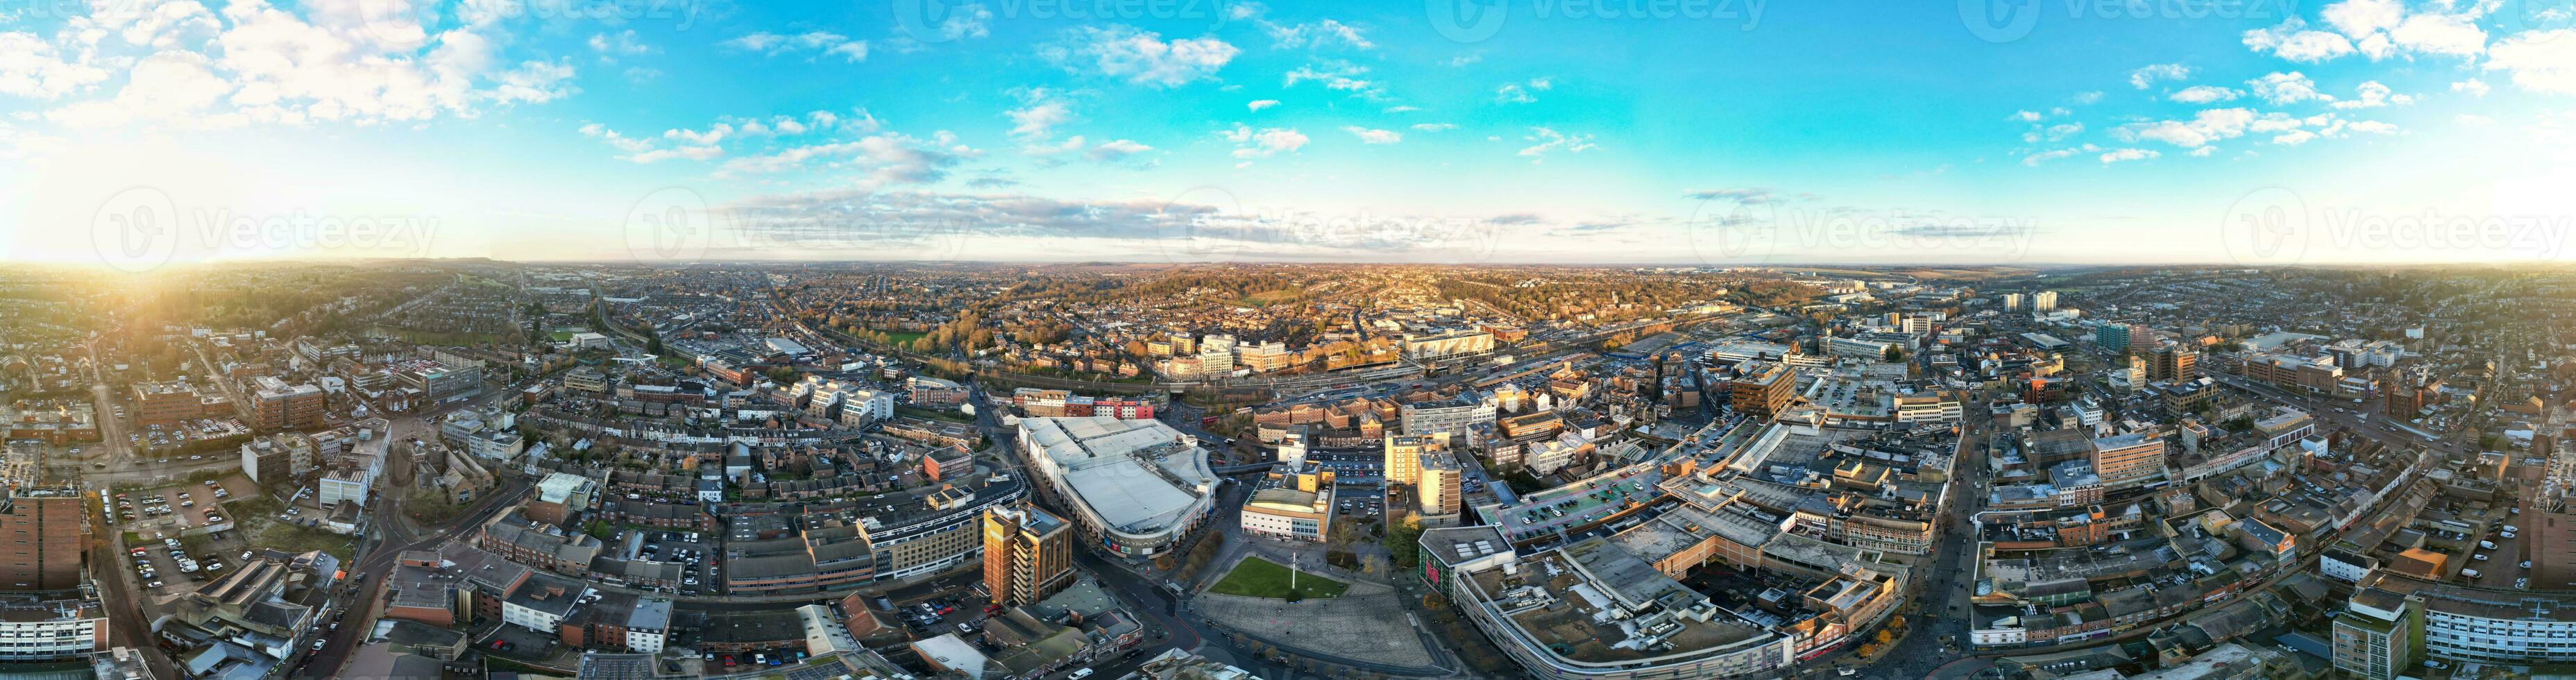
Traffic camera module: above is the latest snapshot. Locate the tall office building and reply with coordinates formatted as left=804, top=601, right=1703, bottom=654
left=2032, top=291, right=2060, bottom=312
left=1729, top=361, right=1799, bottom=420
left=131, top=382, right=210, bottom=426
left=2333, top=586, right=2420, bottom=680
left=982, top=504, right=1073, bottom=607
left=1196, top=334, right=1236, bottom=376
left=252, top=376, right=327, bottom=432
left=2090, top=434, right=2168, bottom=488
left=1416, top=451, right=1464, bottom=524
left=2001, top=293, right=2024, bottom=311
left=1383, top=432, right=1451, bottom=487
left=2151, top=345, right=2198, bottom=382
left=0, top=486, right=87, bottom=591
left=2093, top=323, right=2132, bottom=354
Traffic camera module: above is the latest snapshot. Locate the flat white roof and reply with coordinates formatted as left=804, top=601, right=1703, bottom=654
left=1023, top=417, right=1212, bottom=534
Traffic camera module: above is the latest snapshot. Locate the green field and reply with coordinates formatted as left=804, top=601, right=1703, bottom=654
left=876, top=330, right=927, bottom=346
left=1208, top=556, right=1348, bottom=600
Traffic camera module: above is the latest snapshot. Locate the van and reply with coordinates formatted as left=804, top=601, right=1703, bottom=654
left=2463, top=568, right=2481, bottom=579
left=1068, top=670, right=1095, bottom=680
left=2480, top=541, right=2497, bottom=550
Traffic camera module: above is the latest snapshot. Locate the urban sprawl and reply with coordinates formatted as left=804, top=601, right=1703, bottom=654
left=2, top=262, right=2570, bottom=680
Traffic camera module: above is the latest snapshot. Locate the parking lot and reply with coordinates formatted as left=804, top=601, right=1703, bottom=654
left=890, top=595, right=990, bottom=640
left=620, top=529, right=719, bottom=595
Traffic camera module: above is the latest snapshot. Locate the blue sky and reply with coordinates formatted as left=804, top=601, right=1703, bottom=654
left=5, top=0, right=2574, bottom=268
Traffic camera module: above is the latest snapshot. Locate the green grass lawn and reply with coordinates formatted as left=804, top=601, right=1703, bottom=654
left=1208, top=556, right=1348, bottom=600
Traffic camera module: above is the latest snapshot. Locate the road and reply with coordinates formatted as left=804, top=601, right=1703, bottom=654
left=87, top=493, right=181, bottom=680
left=291, top=479, right=532, bottom=679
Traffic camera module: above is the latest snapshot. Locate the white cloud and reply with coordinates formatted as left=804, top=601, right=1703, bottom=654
left=1246, top=99, right=1279, bottom=111
left=1283, top=60, right=1378, bottom=96
left=2273, top=130, right=2318, bottom=145
left=1411, top=122, right=1457, bottom=132
left=1516, top=127, right=1596, bottom=163
left=2044, top=123, right=2084, bottom=141
left=2169, top=86, right=2243, bottom=103
left=2486, top=30, right=2576, bottom=94
left=1006, top=89, right=1075, bottom=142
left=2128, top=63, right=2191, bottom=89
left=1046, top=25, right=1237, bottom=87
left=2071, top=91, right=2104, bottom=105
left=2451, top=78, right=2491, bottom=96
left=2389, top=12, right=2485, bottom=58
left=1261, top=17, right=1374, bottom=50
left=1494, top=77, right=1551, bottom=103
left=724, top=31, right=867, bottom=62
left=2346, top=119, right=2397, bottom=134
left=0, top=31, right=112, bottom=99
left=665, top=122, right=733, bottom=145
left=720, top=132, right=968, bottom=187
left=2247, top=72, right=2333, bottom=105
left=46, top=50, right=235, bottom=128
left=2320, top=0, right=2404, bottom=40
left=1221, top=124, right=1307, bottom=160
left=2330, top=80, right=2412, bottom=109
left=2257, top=1, right=2483, bottom=62
left=589, top=31, right=653, bottom=58
left=2243, top=18, right=2357, bottom=62
left=1087, top=138, right=1153, bottom=162
left=1341, top=126, right=1401, bottom=144
left=931, top=3, right=994, bottom=41
left=2009, top=110, right=2043, bottom=122
left=2116, top=108, right=2257, bottom=148
left=2100, top=148, right=2158, bottom=164
left=24, top=1, right=591, bottom=130
left=2022, top=144, right=2101, bottom=166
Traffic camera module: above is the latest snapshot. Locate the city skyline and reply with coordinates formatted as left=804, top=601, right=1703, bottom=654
left=6, top=0, right=2575, bottom=266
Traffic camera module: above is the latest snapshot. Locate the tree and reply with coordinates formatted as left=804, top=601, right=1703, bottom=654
left=766, top=367, right=800, bottom=385
left=1386, top=516, right=1425, bottom=568
left=1883, top=346, right=1906, bottom=363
